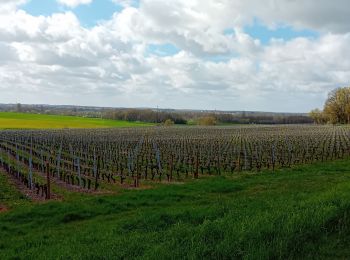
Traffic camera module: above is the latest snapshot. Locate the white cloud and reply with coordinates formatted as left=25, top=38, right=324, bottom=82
left=111, top=0, right=137, bottom=7
left=0, top=0, right=28, bottom=13
left=106, top=1, right=236, bottom=55
left=57, top=0, right=92, bottom=8
left=0, top=0, right=350, bottom=111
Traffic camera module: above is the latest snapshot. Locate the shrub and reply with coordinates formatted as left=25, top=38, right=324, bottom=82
left=164, top=119, right=175, bottom=126
left=198, top=116, right=217, bottom=126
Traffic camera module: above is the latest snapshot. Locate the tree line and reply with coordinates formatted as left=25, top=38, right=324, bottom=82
left=0, top=103, right=313, bottom=125
left=310, top=87, right=350, bottom=124
left=101, top=109, right=187, bottom=124
left=101, top=109, right=312, bottom=125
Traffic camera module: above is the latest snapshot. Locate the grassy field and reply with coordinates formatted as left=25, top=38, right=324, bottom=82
left=0, top=112, right=153, bottom=129
left=1, top=159, right=350, bottom=259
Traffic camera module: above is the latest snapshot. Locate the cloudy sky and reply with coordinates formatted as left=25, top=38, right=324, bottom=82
left=0, top=0, right=349, bottom=112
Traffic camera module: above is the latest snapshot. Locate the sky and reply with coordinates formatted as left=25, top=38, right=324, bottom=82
left=0, top=0, right=349, bottom=112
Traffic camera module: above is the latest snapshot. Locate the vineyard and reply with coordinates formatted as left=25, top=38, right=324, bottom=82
left=1, top=125, right=349, bottom=198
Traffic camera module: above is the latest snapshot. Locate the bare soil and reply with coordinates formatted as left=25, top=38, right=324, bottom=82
left=1, top=168, right=61, bottom=202
left=0, top=205, right=8, bottom=213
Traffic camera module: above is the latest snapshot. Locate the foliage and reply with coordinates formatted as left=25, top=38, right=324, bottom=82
left=310, top=87, right=350, bottom=124
left=102, top=109, right=187, bottom=124
left=213, top=113, right=313, bottom=125
left=163, top=119, right=175, bottom=126
left=0, top=104, right=314, bottom=125
left=309, top=108, right=327, bottom=124
left=197, top=116, right=217, bottom=126
left=324, top=87, right=350, bottom=124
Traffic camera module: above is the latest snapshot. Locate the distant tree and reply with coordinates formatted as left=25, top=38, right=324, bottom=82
left=198, top=116, right=217, bottom=126
left=164, top=119, right=175, bottom=126
left=309, top=108, right=327, bottom=124
left=310, top=87, right=350, bottom=124
left=324, top=87, right=350, bottom=124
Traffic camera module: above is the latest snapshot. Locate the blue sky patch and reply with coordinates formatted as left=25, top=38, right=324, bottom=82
left=22, top=0, right=122, bottom=27
left=244, top=19, right=319, bottom=44
left=22, top=0, right=61, bottom=17
left=73, top=1, right=121, bottom=27
left=203, top=53, right=238, bottom=63
left=146, top=43, right=181, bottom=57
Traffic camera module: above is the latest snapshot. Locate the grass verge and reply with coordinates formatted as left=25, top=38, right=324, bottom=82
left=1, top=159, right=350, bottom=259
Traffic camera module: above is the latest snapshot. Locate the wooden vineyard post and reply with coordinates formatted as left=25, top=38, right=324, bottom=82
left=169, top=154, right=173, bottom=182
left=137, top=164, right=141, bottom=187
left=40, top=149, right=44, bottom=173
left=134, top=162, right=139, bottom=188
left=56, top=142, right=62, bottom=179
left=271, top=144, right=276, bottom=172
left=0, top=147, right=3, bottom=168
left=15, top=143, right=20, bottom=179
left=217, top=154, right=221, bottom=175
left=46, top=162, right=51, bottom=200
left=76, top=157, right=81, bottom=187
left=194, top=152, right=199, bottom=179
left=238, top=135, right=242, bottom=172
left=95, top=156, right=100, bottom=190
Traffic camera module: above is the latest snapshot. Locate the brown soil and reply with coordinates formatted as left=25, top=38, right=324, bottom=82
left=0, top=205, right=8, bottom=213
left=48, top=175, right=112, bottom=195
left=1, top=168, right=61, bottom=202
left=2, top=152, right=109, bottom=196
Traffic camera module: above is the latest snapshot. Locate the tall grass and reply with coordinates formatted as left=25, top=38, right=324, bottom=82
left=1, top=159, right=350, bottom=259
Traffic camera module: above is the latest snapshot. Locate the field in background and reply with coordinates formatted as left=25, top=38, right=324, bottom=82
left=0, top=112, right=153, bottom=129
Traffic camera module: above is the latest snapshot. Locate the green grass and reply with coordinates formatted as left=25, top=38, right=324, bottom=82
left=1, top=160, right=350, bottom=259
left=0, top=112, right=153, bottom=129
left=0, top=170, right=30, bottom=208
